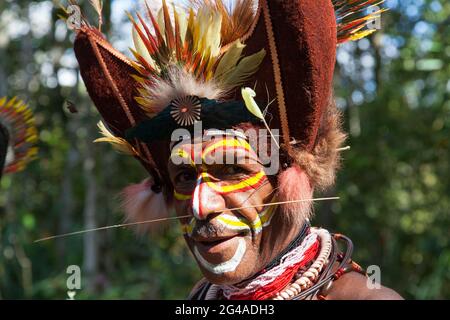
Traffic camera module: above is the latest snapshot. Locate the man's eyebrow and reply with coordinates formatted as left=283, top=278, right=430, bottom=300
left=169, top=147, right=196, bottom=167
left=234, top=154, right=260, bottom=165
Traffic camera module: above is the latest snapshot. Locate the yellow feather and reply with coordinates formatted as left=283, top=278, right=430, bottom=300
left=157, top=8, right=166, bottom=43
left=176, top=9, right=188, bottom=44
left=95, top=121, right=137, bottom=156
left=204, top=10, right=222, bottom=57
left=349, top=29, right=377, bottom=42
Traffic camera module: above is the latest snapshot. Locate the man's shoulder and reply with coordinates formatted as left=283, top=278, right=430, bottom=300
left=326, top=271, right=403, bottom=300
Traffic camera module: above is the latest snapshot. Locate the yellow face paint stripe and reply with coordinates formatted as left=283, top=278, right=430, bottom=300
left=215, top=201, right=277, bottom=233
left=181, top=217, right=195, bottom=236
left=217, top=215, right=261, bottom=229
left=170, top=148, right=195, bottom=167
left=174, top=190, right=192, bottom=201
left=201, top=170, right=266, bottom=194
left=260, top=204, right=276, bottom=226
left=202, top=138, right=253, bottom=161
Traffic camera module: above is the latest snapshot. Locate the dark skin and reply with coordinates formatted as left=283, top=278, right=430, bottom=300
left=169, top=135, right=403, bottom=300
left=325, top=268, right=403, bottom=300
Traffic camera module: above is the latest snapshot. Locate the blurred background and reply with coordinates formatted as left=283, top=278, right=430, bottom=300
left=0, top=0, right=448, bottom=299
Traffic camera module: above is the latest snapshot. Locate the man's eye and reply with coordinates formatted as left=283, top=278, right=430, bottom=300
left=222, top=165, right=248, bottom=176
left=176, top=171, right=197, bottom=183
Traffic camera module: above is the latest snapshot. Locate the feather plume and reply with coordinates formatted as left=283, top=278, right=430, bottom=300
left=94, top=121, right=137, bottom=156
left=220, top=49, right=266, bottom=89
left=189, top=0, right=256, bottom=45
left=138, top=67, right=223, bottom=116
left=132, top=23, right=157, bottom=71
left=128, top=2, right=264, bottom=116
left=120, top=178, right=170, bottom=234
left=214, top=40, right=245, bottom=81
left=0, top=97, right=38, bottom=174
left=89, top=0, right=102, bottom=14
left=333, top=0, right=388, bottom=44
left=88, top=0, right=103, bottom=30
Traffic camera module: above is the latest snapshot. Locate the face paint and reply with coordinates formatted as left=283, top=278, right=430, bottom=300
left=174, top=190, right=192, bottom=201
left=201, top=137, right=255, bottom=164
left=193, top=238, right=247, bottom=275
left=181, top=217, right=195, bottom=236
left=215, top=200, right=277, bottom=234
left=202, top=170, right=267, bottom=194
left=191, top=175, right=205, bottom=219
left=172, top=135, right=276, bottom=277
left=181, top=200, right=277, bottom=236
left=170, top=147, right=196, bottom=168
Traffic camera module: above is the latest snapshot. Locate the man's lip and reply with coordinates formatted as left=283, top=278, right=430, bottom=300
left=192, top=234, right=238, bottom=244
left=194, top=234, right=242, bottom=256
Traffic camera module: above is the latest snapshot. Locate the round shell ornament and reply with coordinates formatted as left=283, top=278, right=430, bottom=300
left=170, top=96, right=202, bottom=126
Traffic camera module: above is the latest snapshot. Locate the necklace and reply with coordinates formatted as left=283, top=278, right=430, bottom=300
left=194, top=229, right=364, bottom=300
left=272, top=228, right=332, bottom=300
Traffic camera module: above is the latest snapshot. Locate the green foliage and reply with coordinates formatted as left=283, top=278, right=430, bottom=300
left=315, top=0, right=450, bottom=299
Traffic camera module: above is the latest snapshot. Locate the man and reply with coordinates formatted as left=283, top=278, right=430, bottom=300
left=72, top=0, right=402, bottom=299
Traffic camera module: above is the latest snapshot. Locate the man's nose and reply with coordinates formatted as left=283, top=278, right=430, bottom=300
left=191, top=174, right=225, bottom=220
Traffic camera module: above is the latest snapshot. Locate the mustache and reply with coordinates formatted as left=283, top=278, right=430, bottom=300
left=192, top=219, right=228, bottom=238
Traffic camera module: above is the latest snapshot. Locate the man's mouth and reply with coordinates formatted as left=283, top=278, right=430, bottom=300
left=195, top=234, right=241, bottom=254
left=192, top=235, right=248, bottom=275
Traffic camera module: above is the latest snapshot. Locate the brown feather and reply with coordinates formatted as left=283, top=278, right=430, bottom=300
left=189, top=0, right=256, bottom=46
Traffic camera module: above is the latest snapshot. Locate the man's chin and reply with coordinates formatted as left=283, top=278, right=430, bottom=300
left=200, top=265, right=255, bottom=286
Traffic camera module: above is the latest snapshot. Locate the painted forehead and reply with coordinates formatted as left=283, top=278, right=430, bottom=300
left=169, top=130, right=258, bottom=166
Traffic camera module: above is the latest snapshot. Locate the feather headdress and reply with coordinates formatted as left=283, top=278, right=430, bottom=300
left=0, top=97, right=38, bottom=174
left=70, top=0, right=387, bottom=162
left=70, top=0, right=387, bottom=229
left=128, top=0, right=266, bottom=117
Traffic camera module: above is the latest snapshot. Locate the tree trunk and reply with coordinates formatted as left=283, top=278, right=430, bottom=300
left=83, top=125, right=98, bottom=294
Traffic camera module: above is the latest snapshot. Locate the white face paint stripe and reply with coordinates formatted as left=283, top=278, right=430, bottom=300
left=192, top=176, right=202, bottom=219
left=193, top=238, right=247, bottom=274
left=214, top=203, right=277, bottom=234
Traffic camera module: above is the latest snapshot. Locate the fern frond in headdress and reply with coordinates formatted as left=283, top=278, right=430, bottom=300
left=333, top=0, right=388, bottom=44
left=129, top=0, right=265, bottom=117
left=0, top=97, right=38, bottom=174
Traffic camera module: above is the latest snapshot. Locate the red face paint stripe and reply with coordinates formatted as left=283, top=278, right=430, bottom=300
left=202, top=171, right=268, bottom=195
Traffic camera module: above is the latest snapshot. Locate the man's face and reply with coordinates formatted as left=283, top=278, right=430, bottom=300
left=168, top=133, right=297, bottom=285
